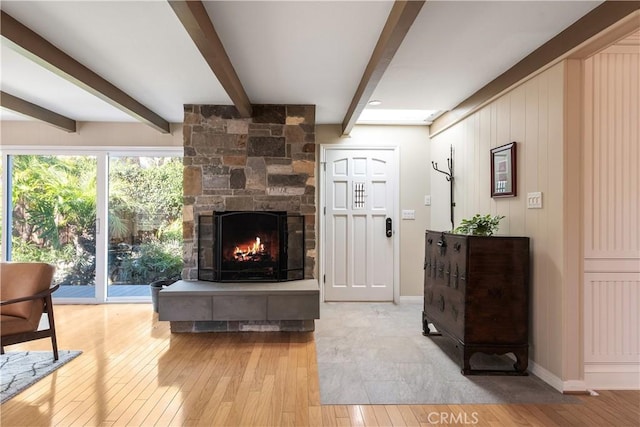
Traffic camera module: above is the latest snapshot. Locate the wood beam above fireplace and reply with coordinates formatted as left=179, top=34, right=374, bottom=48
left=168, top=0, right=253, bottom=118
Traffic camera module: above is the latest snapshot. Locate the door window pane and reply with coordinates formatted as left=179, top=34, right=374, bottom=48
left=9, top=155, right=97, bottom=298
left=108, top=156, right=183, bottom=298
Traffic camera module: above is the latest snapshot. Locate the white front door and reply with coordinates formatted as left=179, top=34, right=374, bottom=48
left=323, top=148, right=396, bottom=301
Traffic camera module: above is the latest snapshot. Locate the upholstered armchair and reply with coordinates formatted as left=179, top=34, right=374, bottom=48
left=0, top=262, right=59, bottom=360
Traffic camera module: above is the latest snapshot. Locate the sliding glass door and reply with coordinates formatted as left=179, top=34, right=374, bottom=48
left=107, top=156, right=183, bottom=299
left=1, top=148, right=182, bottom=303
left=7, top=154, right=98, bottom=299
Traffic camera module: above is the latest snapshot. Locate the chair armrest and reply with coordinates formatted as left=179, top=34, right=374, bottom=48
left=0, top=284, right=60, bottom=306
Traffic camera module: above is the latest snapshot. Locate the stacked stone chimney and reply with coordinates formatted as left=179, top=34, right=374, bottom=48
left=181, top=104, right=316, bottom=281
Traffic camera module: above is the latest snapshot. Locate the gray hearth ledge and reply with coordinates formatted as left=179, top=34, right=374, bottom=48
left=158, top=279, right=319, bottom=332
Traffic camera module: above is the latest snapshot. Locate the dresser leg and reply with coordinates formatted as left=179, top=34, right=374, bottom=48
left=461, top=346, right=472, bottom=375
left=422, top=312, right=441, bottom=336
left=422, top=312, right=432, bottom=336
left=513, top=347, right=529, bottom=373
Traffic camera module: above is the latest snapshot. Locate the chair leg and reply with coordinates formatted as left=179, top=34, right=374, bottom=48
left=1, top=346, right=4, bottom=355
left=51, top=337, right=59, bottom=361
left=45, top=295, right=59, bottom=361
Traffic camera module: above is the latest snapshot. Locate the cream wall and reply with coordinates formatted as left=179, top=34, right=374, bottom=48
left=431, top=63, right=567, bottom=380
left=317, top=124, right=431, bottom=297
left=0, top=121, right=183, bottom=147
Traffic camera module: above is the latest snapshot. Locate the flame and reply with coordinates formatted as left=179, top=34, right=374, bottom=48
left=233, top=237, right=266, bottom=261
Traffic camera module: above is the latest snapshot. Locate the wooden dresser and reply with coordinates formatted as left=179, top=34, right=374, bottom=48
left=422, top=230, right=530, bottom=375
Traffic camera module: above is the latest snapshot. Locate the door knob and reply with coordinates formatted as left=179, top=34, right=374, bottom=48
left=386, top=218, right=392, bottom=237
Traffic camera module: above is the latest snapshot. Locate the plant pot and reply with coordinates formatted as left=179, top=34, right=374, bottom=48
left=150, top=279, right=177, bottom=313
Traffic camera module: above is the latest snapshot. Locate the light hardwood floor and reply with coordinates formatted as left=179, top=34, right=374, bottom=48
left=1, top=304, right=638, bottom=426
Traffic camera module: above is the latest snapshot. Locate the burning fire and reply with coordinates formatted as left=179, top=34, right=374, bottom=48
left=233, top=237, right=267, bottom=261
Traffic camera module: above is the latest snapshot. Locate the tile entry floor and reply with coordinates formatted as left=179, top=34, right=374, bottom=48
left=314, top=301, right=578, bottom=405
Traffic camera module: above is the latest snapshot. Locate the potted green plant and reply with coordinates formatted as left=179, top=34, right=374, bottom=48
left=454, top=214, right=505, bottom=236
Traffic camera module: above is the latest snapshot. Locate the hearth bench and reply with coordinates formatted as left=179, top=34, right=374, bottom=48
left=158, top=279, right=319, bottom=332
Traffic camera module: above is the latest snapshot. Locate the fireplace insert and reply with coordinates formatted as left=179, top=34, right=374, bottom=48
left=198, top=211, right=304, bottom=282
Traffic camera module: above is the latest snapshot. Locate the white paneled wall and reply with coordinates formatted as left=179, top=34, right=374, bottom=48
left=583, top=40, right=640, bottom=389
left=584, top=275, right=640, bottom=363
left=584, top=48, right=639, bottom=258
left=431, top=63, right=566, bottom=378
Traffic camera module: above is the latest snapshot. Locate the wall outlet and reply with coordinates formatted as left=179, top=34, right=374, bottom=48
left=401, top=209, right=416, bottom=220
left=527, top=192, right=542, bottom=209
left=424, top=195, right=431, bottom=206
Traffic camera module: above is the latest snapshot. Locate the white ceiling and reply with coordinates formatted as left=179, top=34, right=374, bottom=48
left=0, top=1, right=603, bottom=127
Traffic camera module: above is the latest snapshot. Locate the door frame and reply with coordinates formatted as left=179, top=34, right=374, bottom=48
left=319, top=145, right=400, bottom=303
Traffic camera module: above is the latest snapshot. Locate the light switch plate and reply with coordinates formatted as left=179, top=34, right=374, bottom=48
left=424, top=195, right=431, bottom=206
left=401, top=209, right=416, bottom=220
left=527, top=192, right=542, bottom=209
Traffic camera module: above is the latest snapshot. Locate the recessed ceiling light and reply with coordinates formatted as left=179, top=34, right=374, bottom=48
left=368, top=100, right=382, bottom=106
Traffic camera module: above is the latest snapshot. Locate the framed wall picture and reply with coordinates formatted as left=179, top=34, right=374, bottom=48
left=491, top=142, right=517, bottom=197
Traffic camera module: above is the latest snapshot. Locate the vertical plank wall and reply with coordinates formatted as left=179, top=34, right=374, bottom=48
left=430, top=62, right=566, bottom=380
left=582, top=37, right=640, bottom=389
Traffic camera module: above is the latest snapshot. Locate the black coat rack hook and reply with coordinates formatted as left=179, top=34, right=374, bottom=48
left=431, top=145, right=455, bottom=230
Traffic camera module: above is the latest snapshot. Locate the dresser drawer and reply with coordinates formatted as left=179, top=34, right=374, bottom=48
left=424, top=287, right=464, bottom=339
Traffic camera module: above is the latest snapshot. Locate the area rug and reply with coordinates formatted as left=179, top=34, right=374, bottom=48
left=1, top=350, right=82, bottom=404
left=315, top=302, right=578, bottom=405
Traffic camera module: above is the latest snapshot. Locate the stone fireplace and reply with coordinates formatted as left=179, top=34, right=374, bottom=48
left=158, top=104, right=318, bottom=332
left=182, top=104, right=316, bottom=281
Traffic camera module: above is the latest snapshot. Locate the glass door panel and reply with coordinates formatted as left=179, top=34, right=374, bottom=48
left=9, top=155, right=97, bottom=298
left=107, top=156, right=182, bottom=299
left=1, top=159, right=3, bottom=260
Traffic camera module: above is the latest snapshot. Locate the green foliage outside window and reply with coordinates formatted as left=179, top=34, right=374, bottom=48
left=10, top=155, right=183, bottom=286
left=11, top=156, right=97, bottom=285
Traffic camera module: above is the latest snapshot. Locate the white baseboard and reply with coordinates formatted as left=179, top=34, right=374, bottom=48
left=562, top=379, right=589, bottom=393
left=528, top=359, right=640, bottom=391
left=525, top=359, right=588, bottom=393
left=526, top=359, right=565, bottom=392
left=398, top=296, right=422, bottom=303
left=585, top=363, right=640, bottom=390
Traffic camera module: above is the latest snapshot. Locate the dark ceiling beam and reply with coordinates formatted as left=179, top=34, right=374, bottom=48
left=430, top=1, right=640, bottom=136
left=168, top=0, right=252, bottom=118
left=0, top=11, right=171, bottom=134
left=341, top=0, right=425, bottom=135
left=1, top=91, right=76, bottom=132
